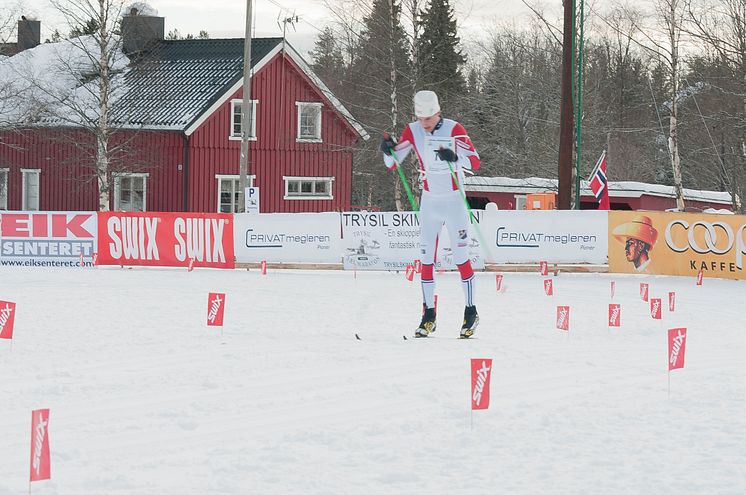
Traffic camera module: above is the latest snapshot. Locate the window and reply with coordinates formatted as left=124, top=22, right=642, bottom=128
left=296, top=102, right=322, bottom=142
left=0, top=168, right=8, bottom=210
left=216, top=174, right=255, bottom=213
left=229, top=99, right=258, bottom=140
left=284, top=176, right=333, bottom=200
left=21, top=169, right=40, bottom=211
left=514, top=195, right=526, bottom=210
left=114, top=173, right=148, bottom=211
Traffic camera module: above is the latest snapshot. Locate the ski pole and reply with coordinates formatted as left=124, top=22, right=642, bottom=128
left=384, top=132, right=419, bottom=212
left=446, top=160, right=494, bottom=262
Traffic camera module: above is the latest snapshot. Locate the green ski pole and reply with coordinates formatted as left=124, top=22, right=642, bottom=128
left=383, top=132, right=419, bottom=212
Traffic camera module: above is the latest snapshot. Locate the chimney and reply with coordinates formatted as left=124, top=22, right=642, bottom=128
left=121, top=8, right=164, bottom=56
left=18, top=17, right=41, bottom=51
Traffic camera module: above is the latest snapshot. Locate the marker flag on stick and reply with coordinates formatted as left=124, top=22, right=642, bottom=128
left=608, top=304, right=621, bottom=327
left=260, top=260, right=267, bottom=275
left=696, top=270, right=703, bottom=286
left=650, top=298, right=662, bottom=320
left=495, top=274, right=504, bottom=292
left=556, top=306, right=570, bottom=331
left=207, top=292, right=225, bottom=327
left=187, top=257, right=195, bottom=272
left=610, top=281, right=616, bottom=299
left=471, top=358, right=493, bottom=410
left=414, top=259, right=422, bottom=274
left=0, top=300, right=16, bottom=340
left=539, top=261, right=548, bottom=276
left=29, top=409, right=50, bottom=482
left=669, top=292, right=676, bottom=312
left=405, top=265, right=416, bottom=281
left=544, top=279, right=553, bottom=296
left=668, top=328, right=687, bottom=371
left=640, top=283, right=649, bottom=302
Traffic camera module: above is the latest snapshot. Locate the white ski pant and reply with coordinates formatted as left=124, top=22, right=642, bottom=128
left=419, top=193, right=471, bottom=266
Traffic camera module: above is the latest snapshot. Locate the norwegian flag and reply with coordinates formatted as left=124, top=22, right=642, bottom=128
left=588, top=150, right=610, bottom=210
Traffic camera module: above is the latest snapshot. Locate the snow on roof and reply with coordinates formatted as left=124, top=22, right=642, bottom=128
left=464, top=176, right=732, bottom=204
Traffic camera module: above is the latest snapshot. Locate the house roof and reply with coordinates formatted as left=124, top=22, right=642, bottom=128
left=110, top=37, right=279, bottom=131
left=464, top=176, right=733, bottom=205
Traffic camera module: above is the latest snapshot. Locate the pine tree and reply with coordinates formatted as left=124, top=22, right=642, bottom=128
left=416, top=0, right=466, bottom=105
left=310, top=27, right=346, bottom=95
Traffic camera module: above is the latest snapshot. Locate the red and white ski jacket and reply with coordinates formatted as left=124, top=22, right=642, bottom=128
left=383, top=118, right=480, bottom=196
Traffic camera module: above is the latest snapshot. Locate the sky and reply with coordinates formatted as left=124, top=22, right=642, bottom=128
left=1, top=265, right=745, bottom=493
left=13, top=0, right=564, bottom=56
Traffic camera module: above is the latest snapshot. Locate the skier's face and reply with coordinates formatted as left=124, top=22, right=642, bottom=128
left=418, top=113, right=440, bottom=133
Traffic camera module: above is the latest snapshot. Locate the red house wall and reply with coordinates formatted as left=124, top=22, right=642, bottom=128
left=188, top=51, right=359, bottom=213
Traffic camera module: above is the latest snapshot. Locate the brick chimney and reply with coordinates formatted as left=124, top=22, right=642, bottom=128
left=121, top=7, right=164, bottom=56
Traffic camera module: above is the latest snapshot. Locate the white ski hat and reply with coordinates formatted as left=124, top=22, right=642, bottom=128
left=414, top=90, right=440, bottom=118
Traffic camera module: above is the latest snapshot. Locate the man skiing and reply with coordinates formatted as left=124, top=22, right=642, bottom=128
left=380, top=90, right=481, bottom=338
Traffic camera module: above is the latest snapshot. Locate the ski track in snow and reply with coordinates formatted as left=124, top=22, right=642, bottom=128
left=1, top=266, right=745, bottom=494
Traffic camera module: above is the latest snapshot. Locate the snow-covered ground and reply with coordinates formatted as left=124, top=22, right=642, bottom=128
left=1, top=266, right=745, bottom=494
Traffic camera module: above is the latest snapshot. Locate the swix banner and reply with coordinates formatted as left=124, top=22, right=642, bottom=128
left=405, top=265, right=416, bottom=281
left=29, top=409, right=50, bottom=482
left=539, top=261, right=549, bottom=276
left=696, top=270, right=703, bottom=286
left=668, top=328, right=688, bottom=371
left=640, top=283, right=649, bottom=302
left=544, top=279, right=553, bottom=296
left=608, top=304, right=621, bottom=327
left=260, top=260, right=267, bottom=275
left=206, top=293, right=225, bottom=327
left=669, top=292, right=676, bottom=312
left=0, top=300, right=16, bottom=339
left=414, top=259, right=422, bottom=273
left=97, top=212, right=234, bottom=269
left=495, top=274, right=503, bottom=292
left=610, top=281, right=616, bottom=299
left=556, top=306, right=570, bottom=331
left=650, top=298, right=662, bottom=320
left=471, top=358, right=493, bottom=410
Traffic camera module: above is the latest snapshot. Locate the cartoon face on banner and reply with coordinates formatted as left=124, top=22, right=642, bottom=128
left=609, top=211, right=746, bottom=280
left=608, top=304, right=621, bottom=327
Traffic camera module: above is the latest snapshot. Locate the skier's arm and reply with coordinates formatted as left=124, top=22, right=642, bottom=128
left=452, top=123, right=480, bottom=172
left=382, top=125, right=414, bottom=170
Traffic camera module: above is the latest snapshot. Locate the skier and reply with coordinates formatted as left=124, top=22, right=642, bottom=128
left=380, top=90, right=481, bottom=338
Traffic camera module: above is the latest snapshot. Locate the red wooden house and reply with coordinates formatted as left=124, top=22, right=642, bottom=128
left=0, top=14, right=368, bottom=213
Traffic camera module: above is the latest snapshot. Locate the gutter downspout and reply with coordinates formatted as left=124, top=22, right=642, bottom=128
left=182, top=133, right=189, bottom=211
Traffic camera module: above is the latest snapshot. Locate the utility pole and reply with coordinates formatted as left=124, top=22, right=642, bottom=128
left=238, top=0, right=253, bottom=213
left=557, top=0, right=575, bottom=210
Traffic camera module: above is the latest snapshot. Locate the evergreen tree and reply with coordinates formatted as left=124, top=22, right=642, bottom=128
left=415, top=0, right=466, bottom=105
left=310, top=27, right=347, bottom=95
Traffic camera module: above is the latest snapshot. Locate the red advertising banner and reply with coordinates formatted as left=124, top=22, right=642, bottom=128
left=0, top=300, right=16, bottom=340
left=610, top=280, right=616, bottom=299
left=696, top=270, right=703, bottom=286
left=544, top=279, right=553, bottom=296
left=556, top=306, right=570, bottom=331
left=608, top=303, right=621, bottom=327
left=29, top=409, right=50, bottom=482
left=640, top=283, right=649, bottom=302
left=668, top=291, right=676, bottom=312
left=650, top=298, right=662, bottom=320
left=539, top=261, right=548, bottom=276
left=471, top=358, right=493, bottom=410
left=495, top=274, right=503, bottom=292
left=97, top=212, right=234, bottom=269
left=668, top=328, right=688, bottom=371
left=405, top=265, right=415, bottom=281
left=207, top=293, right=226, bottom=327
left=260, top=260, right=267, bottom=275
left=413, top=259, right=422, bottom=273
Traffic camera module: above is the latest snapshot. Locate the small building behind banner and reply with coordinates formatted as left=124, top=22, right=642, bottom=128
left=464, top=177, right=733, bottom=212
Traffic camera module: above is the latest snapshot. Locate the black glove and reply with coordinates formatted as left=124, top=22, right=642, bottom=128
left=380, top=133, right=396, bottom=155
left=436, top=147, right=458, bottom=162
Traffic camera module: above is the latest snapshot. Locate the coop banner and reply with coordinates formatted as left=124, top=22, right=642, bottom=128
left=0, top=212, right=97, bottom=268
left=97, top=212, right=234, bottom=269
left=608, top=211, right=746, bottom=280
left=233, top=213, right=341, bottom=263
left=480, top=210, right=607, bottom=263
left=341, top=211, right=485, bottom=271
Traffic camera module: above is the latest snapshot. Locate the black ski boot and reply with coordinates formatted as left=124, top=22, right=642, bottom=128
left=416, top=304, right=437, bottom=338
left=460, top=305, right=479, bottom=339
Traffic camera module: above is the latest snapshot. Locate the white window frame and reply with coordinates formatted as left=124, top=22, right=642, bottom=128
left=215, top=174, right=256, bottom=213
left=113, top=172, right=149, bottom=212
left=229, top=99, right=258, bottom=140
left=0, top=168, right=8, bottom=210
left=21, top=168, right=40, bottom=211
left=514, top=195, right=526, bottom=210
left=283, top=176, right=334, bottom=200
left=296, top=102, right=323, bottom=143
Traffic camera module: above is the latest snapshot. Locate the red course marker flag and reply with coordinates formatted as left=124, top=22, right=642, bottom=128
left=414, top=259, right=422, bottom=274
left=610, top=280, right=616, bottom=299
left=669, top=291, right=676, bottom=312
left=29, top=409, right=50, bottom=482
left=260, top=260, right=267, bottom=275
left=0, top=300, right=16, bottom=340
left=405, top=265, right=416, bottom=281
left=544, top=279, right=553, bottom=296
left=650, top=298, right=662, bottom=320
left=471, top=358, right=493, bottom=410
left=539, top=261, right=548, bottom=276
left=696, top=270, right=703, bottom=286
left=668, top=328, right=688, bottom=371
left=207, top=292, right=226, bottom=327
left=640, top=283, right=649, bottom=302
left=556, top=306, right=570, bottom=331
left=608, top=304, right=621, bottom=327
left=495, top=274, right=503, bottom=292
